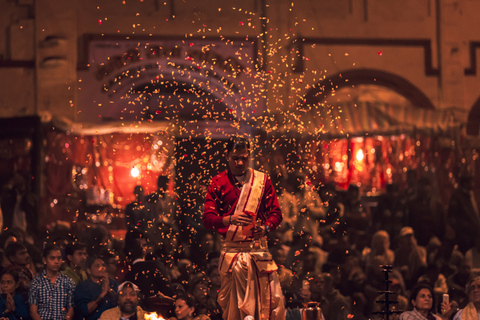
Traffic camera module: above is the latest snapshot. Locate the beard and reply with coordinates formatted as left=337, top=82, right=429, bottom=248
left=119, top=301, right=137, bottom=315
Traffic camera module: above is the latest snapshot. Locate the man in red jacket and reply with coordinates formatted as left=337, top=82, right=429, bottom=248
left=203, top=135, right=285, bottom=320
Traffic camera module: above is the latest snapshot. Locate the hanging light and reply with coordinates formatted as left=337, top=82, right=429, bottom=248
left=356, top=149, right=364, bottom=162
left=130, top=166, right=140, bottom=178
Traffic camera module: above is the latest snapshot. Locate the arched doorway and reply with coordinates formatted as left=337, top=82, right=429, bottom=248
left=303, top=68, right=435, bottom=110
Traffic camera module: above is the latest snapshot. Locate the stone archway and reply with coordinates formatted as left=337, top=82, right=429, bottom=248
left=303, top=68, right=435, bottom=110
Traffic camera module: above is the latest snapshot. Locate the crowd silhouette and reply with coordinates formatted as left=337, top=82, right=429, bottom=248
left=0, top=169, right=478, bottom=320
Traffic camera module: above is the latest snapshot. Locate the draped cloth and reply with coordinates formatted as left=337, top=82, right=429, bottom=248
left=217, top=169, right=286, bottom=320
left=460, top=302, right=480, bottom=320
left=218, top=239, right=285, bottom=320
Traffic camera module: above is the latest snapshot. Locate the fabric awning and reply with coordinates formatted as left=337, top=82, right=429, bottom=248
left=270, top=101, right=463, bottom=139
left=316, top=101, right=462, bottom=138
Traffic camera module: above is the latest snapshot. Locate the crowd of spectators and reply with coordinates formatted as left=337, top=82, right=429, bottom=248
left=0, top=169, right=478, bottom=320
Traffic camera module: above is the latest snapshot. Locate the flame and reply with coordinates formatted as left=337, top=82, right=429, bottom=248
left=144, top=312, right=166, bottom=320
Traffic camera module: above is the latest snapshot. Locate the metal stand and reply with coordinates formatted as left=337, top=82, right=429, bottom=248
left=372, top=265, right=403, bottom=320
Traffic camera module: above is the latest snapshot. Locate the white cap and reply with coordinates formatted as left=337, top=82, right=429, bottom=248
left=118, top=281, right=140, bottom=292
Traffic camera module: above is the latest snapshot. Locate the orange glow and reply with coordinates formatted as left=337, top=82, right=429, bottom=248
left=356, top=149, right=364, bottom=162
left=144, top=312, right=166, bottom=320
left=130, top=167, right=140, bottom=178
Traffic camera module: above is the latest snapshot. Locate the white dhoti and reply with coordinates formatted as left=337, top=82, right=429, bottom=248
left=218, top=238, right=286, bottom=320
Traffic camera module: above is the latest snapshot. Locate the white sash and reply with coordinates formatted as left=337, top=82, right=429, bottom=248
left=225, top=169, right=267, bottom=242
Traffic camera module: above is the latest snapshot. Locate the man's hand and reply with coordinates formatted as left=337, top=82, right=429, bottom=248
left=100, top=276, right=110, bottom=297
left=230, top=212, right=253, bottom=226
left=253, top=225, right=267, bottom=239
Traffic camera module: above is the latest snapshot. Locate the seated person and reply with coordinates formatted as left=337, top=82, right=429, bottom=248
left=4, top=242, right=34, bottom=296
left=63, top=242, right=88, bottom=285
left=0, top=269, right=30, bottom=320
left=99, top=281, right=145, bottom=320
left=74, top=255, right=119, bottom=320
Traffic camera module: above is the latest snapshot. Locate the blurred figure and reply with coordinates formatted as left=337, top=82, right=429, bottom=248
left=406, top=176, right=444, bottom=247
left=206, top=265, right=221, bottom=303
left=271, top=244, right=294, bottom=297
left=189, top=231, right=219, bottom=271
left=290, top=173, right=325, bottom=237
left=311, top=272, right=351, bottom=320
left=375, top=182, right=405, bottom=237
left=318, top=182, right=345, bottom=245
left=364, top=230, right=395, bottom=269
left=146, top=175, right=175, bottom=230
left=343, top=184, right=371, bottom=234
left=1, top=173, right=37, bottom=234
left=465, top=235, right=480, bottom=276
left=274, top=173, right=297, bottom=242
left=188, top=274, right=222, bottom=320
left=123, top=239, right=173, bottom=308
left=124, top=185, right=147, bottom=233
left=447, top=259, right=471, bottom=308
left=4, top=242, right=34, bottom=297
left=102, top=250, right=120, bottom=283
left=448, top=173, right=480, bottom=254
left=394, top=227, right=427, bottom=290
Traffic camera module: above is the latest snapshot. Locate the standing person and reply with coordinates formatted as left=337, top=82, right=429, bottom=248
left=124, top=185, right=147, bottom=233
left=203, top=135, right=285, bottom=320
left=28, top=243, right=75, bottom=320
left=74, top=256, right=119, bottom=320
left=447, top=173, right=480, bottom=254
left=146, top=175, right=178, bottom=247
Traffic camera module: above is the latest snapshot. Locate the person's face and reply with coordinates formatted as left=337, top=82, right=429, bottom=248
left=69, top=248, right=87, bottom=269
left=43, top=250, right=63, bottom=272
left=469, top=279, right=480, bottom=305
left=175, top=298, right=194, bottom=319
left=227, top=147, right=250, bottom=176
left=202, top=234, right=214, bottom=251
left=193, top=282, right=209, bottom=303
left=413, top=288, right=433, bottom=311
left=88, top=258, right=107, bottom=279
left=0, top=273, right=18, bottom=295
left=13, top=248, right=30, bottom=266
left=208, top=268, right=221, bottom=287
left=106, top=256, right=119, bottom=276
left=118, top=286, right=138, bottom=315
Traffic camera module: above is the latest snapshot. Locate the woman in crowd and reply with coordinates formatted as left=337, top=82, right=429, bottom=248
left=399, top=283, right=451, bottom=320
left=0, top=269, right=30, bottom=320
left=170, top=293, right=210, bottom=320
